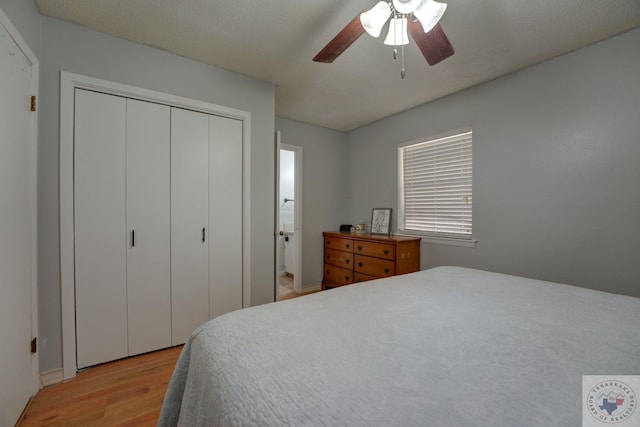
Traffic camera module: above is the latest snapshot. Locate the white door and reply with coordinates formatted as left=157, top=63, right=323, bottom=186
left=74, top=89, right=128, bottom=368
left=209, top=115, right=243, bottom=318
left=171, top=107, right=210, bottom=345
left=0, top=17, right=36, bottom=426
left=126, top=99, right=172, bottom=355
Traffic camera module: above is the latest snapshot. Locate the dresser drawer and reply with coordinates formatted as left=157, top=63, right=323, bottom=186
left=323, top=264, right=353, bottom=286
left=322, top=231, right=420, bottom=290
left=353, top=241, right=395, bottom=260
left=354, top=255, right=395, bottom=278
left=324, top=237, right=354, bottom=252
left=324, top=248, right=353, bottom=269
left=354, top=272, right=377, bottom=284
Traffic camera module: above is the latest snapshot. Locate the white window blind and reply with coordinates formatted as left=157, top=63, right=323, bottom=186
left=399, top=129, right=472, bottom=238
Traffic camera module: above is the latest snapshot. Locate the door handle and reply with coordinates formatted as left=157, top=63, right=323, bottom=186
left=202, top=227, right=206, bottom=243
left=131, top=229, right=135, bottom=247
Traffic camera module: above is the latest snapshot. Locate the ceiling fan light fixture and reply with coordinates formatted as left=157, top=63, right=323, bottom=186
left=360, top=1, right=392, bottom=38
left=413, top=0, right=447, bottom=33
left=384, top=16, right=409, bottom=46
left=392, top=0, right=424, bottom=15
left=312, top=0, right=455, bottom=72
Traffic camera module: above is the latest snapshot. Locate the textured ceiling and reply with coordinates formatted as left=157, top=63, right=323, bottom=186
left=35, top=0, right=640, bottom=132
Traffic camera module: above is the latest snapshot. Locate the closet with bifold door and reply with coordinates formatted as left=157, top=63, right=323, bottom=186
left=74, top=88, right=243, bottom=369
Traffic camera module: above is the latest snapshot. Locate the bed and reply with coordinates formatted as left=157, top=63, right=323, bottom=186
left=159, top=267, right=640, bottom=426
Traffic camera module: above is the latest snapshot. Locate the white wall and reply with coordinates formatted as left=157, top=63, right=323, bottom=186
left=36, top=17, right=275, bottom=372
left=276, top=117, right=349, bottom=287
left=347, top=28, right=640, bottom=297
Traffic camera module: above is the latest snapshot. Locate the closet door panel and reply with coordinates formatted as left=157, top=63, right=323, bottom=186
left=171, top=107, right=210, bottom=345
left=209, top=116, right=243, bottom=318
left=126, top=99, right=171, bottom=356
left=74, top=89, right=128, bottom=368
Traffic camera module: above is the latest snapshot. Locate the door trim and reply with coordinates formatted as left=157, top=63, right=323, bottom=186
left=0, top=5, right=40, bottom=396
left=59, top=72, right=251, bottom=379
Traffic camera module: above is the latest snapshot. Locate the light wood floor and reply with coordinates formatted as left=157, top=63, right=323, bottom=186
left=18, top=290, right=319, bottom=426
left=278, top=275, right=322, bottom=301
left=18, top=346, right=182, bottom=427
left=278, top=274, right=297, bottom=300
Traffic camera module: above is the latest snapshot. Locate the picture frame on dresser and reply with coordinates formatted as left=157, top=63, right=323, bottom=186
left=370, top=208, right=392, bottom=235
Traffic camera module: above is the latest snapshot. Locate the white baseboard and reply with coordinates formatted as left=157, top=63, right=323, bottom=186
left=40, top=368, right=64, bottom=387
left=302, top=284, right=321, bottom=293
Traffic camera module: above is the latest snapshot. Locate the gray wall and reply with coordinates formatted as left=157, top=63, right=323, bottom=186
left=35, top=17, right=275, bottom=372
left=276, top=117, right=349, bottom=287
left=348, top=28, right=640, bottom=298
left=0, top=0, right=40, bottom=56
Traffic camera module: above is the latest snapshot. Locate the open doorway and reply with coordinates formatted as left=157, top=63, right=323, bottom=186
left=275, top=138, right=302, bottom=301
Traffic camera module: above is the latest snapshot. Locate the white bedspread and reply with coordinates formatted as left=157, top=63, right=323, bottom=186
left=159, top=267, right=640, bottom=426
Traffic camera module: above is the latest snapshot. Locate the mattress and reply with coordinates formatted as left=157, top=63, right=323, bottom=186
left=159, top=267, right=640, bottom=426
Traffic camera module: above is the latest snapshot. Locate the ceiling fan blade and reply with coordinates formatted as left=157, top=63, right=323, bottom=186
left=313, top=11, right=368, bottom=63
left=407, top=19, right=455, bottom=66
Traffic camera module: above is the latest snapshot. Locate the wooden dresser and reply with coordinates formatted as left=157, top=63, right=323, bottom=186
left=322, top=231, right=421, bottom=289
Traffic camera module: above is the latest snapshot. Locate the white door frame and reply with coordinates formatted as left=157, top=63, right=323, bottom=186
left=0, top=5, right=39, bottom=397
left=274, top=131, right=281, bottom=301
left=275, top=138, right=303, bottom=297
left=59, top=71, right=251, bottom=379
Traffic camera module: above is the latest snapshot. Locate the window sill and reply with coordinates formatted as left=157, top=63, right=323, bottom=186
left=395, top=233, right=477, bottom=248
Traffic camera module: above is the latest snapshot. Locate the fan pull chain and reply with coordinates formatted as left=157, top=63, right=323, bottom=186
left=393, top=10, right=399, bottom=60
left=390, top=10, right=406, bottom=78
left=401, top=44, right=406, bottom=78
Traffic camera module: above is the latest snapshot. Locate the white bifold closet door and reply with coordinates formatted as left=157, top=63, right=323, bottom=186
left=75, top=90, right=128, bottom=368
left=170, top=108, right=211, bottom=346
left=209, top=115, right=243, bottom=318
left=75, top=90, right=244, bottom=365
left=126, top=99, right=171, bottom=356
left=75, top=90, right=171, bottom=368
left=170, top=109, right=244, bottom=345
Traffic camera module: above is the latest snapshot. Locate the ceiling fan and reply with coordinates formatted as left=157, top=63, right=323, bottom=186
left=313, top=0, right=455, bottom=76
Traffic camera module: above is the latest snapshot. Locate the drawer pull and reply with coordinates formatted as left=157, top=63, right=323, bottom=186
left=326, top=270, right=330, bottom=275
left=357, top=245, right=363, bottom=251
left=384, top=268, right=390, bottom=273
left=345, top=276, right=350, bottom=281
left=326, top=255, right=331, bottom=259
left=327, top=241, right=331, bottom=245
left=383, top=249, right=389, bottom=255
left=358, top=262, right=363, bottom=267
left=346, top=244, right=350, bottom=249
left=346, top=259, right=350, bottom=264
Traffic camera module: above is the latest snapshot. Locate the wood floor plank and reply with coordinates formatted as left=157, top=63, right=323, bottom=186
left=18, top=346, right=182, bottom=427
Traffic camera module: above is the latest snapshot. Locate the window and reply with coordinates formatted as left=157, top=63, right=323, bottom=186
left=398, top=128, right=473, bottom=242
